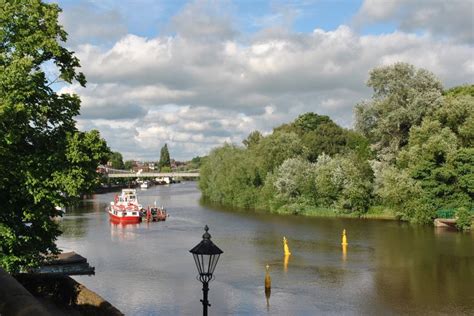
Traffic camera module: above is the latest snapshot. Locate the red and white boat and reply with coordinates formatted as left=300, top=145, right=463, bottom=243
left=108, top=189, right=143, bottom=223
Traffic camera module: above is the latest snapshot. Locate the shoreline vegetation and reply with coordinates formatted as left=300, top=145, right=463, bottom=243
left=199, top=64, right=473, bottom=231
left=202, top=198, right=397, bottom=220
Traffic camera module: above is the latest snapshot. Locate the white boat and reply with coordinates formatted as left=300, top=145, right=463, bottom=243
left=140, top=181, right=149, bottom=189
left=108, top=189, right=142, bottom=223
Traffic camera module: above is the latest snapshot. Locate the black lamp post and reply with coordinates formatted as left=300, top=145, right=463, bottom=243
left=190, top=225, right=223, bottom=316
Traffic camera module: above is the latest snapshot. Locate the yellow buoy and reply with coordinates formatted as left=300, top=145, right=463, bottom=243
left=283, top=236, right=291, bottom=256
left=341, top=229, right=348, bottom=246
left=265, top=264, right=271, bottom=289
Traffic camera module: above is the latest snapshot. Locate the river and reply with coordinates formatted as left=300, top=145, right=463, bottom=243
left=58, top=182, right=474, bottom=315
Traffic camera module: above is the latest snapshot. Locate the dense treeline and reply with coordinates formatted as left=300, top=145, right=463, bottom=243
left=199, top=63, right=473, bottom=229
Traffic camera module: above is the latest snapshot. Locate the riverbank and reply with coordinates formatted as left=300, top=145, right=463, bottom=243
left=204, top=200, right=474, bottom=228
left=15, top=274, right=124, bottom=315
left=202, top=198, right=398, bottom=220
left=267, top=204, right=397, bottom=220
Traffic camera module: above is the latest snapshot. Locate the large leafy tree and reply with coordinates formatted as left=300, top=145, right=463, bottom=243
left=0, top=1, right=110, bottom=272
left=355, top=63, right=443, bottom=160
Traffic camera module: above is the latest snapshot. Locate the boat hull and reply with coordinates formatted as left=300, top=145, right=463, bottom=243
left=109, top=212, right=142, bottom=223
left=108, top=208, right=142, bottom=223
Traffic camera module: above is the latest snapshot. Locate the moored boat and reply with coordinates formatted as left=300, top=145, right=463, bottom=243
left=108, top=189, right=142, bottom=223
left=143, top=205, right=167, bottom=222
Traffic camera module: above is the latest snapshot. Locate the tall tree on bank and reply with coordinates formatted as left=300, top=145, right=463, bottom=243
left=159, top=144, right=171, bottom=171
left=0, top=1, right=110, bottom=272
left=355, top=62, right=443, bottom=161
left=109, top=151, right=125, bottom=169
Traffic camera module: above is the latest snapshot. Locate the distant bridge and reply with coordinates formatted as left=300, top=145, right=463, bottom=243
left=100, top=166, right=199, bottom=178
left=107, top=172, right=199, bottom=178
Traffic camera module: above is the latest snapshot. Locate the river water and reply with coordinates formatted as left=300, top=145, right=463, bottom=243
left=58, top=182, right=474, bottom=315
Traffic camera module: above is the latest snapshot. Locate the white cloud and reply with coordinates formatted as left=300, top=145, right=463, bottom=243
left=61, top=1, right=473, bottom=160
left=354, top=0, right=474, bottom=44
left=59, top=2, right=127, bottom=46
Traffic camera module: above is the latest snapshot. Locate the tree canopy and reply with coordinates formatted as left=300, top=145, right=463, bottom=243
left=0, top=0, right=110, bottom=272
left=355, top=63, right=443, bottom=161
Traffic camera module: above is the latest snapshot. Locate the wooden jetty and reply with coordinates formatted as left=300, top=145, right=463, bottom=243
left=25, top=252, right=95, bottom=276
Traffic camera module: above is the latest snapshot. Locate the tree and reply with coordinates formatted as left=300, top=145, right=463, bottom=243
left=124, top=160, right=134, bottom=171
left=242, top=131, right=262, bottom=148
left=0, top=1, right=110, bottom=272
left=108, top=151, right=124, bottom=169
left=199, top=144, right=260, bottom=208
left=273, top=158, right=315, bottom=202
left=455, top=207, right=472, bottom=231
left=314, top=154, right=373, bottom=214
left=276, top=113, right=370, bottom=162
left=159, top=143, right=171, bottom=170
left=253, top=132, right=307, bottom=176
left=355, top=63, right=443, bottom=160
left=444, top=84, right=474, bottom=97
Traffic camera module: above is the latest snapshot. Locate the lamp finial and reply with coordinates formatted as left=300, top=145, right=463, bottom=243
left=203, top=225, right=211, bottom=240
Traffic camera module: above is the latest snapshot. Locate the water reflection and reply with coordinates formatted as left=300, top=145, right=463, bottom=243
left=371, top=226, right=474, bottom=314
left=265, top=287, right=271, bottom=311
left=109, top=221, right=140, bottom=241
left=283, top=254, right=290, bottom=272
left=61, top=217, right=88, bottom=238
left=342, top=244, right=347, bottom=261
left=56, top=183, right=474, bottom=315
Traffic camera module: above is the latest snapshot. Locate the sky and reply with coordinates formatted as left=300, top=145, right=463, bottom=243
left=49, top=0, right=474, bottom=161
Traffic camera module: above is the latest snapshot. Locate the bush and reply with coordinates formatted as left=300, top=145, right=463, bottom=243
left=455, top=207, right=472, bottom=231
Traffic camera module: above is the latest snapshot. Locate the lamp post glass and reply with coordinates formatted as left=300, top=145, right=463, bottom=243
left=190, top=225, right=223, bottom=315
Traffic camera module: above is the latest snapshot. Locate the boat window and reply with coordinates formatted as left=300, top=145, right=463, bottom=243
left=132, top=212, right=137, bottom=215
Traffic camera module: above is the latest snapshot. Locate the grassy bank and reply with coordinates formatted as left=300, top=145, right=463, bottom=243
left=266, top=204, right=397, bottom=220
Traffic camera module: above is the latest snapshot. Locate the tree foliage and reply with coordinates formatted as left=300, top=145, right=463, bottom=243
left=124, top=160, right=134, bottom=170
left=108, top=151, right=124, bottom=169
left=199, top=63, right=472, bottom=228
left=360, top=64, right=474, bottom=223
left=159, top=143, right=171, bottom=170
left=199, top=113, right=373, bottom=214
left=0, top=1, right=110, bottom=272
left=455, top=207, right=472, bottom=231
left=355, top=62, right=443, bottom=160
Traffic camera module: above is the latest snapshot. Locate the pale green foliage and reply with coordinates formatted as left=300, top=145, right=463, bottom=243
left=431, top=94, right=474, bottom=147
left=355, top=62, right=443, bottom=159
left=314, top=154, right=373, bottom=213
left=274, top=158, right=315, bottom=202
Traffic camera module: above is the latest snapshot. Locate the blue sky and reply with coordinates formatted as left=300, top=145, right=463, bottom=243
left=50, top=0, right=473, bottom=160
left=55, top=0, right=400, bottom=40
